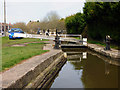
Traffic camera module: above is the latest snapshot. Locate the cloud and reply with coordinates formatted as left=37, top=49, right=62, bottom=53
left=0, top=1, right=85, bottom=23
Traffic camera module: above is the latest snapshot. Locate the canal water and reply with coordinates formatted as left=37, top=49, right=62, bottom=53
left=48, top=49, right=120, bottom=88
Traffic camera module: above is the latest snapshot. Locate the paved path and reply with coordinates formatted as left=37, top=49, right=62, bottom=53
left=88, top=43, right=120, bottom=60
left=1, top=40, right=62, bottom=88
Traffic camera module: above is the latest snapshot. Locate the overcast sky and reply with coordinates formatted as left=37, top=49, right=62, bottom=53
left=0, top=0, right=85, bottom=24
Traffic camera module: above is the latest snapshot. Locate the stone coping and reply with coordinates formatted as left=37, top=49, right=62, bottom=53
left=88, top=44, right=120, bottom=60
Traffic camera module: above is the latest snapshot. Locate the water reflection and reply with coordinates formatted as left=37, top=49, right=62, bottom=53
left=105, top=62, right=110, bottom=75
left=80, top=53, right=118, bottom=88
left=50, top=61, right=84, bottom=88
left=49, top=50, right=119, bottom=88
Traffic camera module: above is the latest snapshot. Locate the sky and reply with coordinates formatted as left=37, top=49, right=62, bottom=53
left=0, top=0, right=86, bottom=24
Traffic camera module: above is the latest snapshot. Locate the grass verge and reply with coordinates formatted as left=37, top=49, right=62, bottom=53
left=2, top=37, right=48, bottom=71
left=74, top=37, right=118, bottom=50
left=2, top=37, right=48, bottom=47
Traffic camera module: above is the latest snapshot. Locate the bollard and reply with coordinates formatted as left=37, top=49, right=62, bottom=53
left=79, top=35, right=82, bottom=45
left=80, top=35, right=82, bottom=41
left=104, top=35, right=111, bottom=50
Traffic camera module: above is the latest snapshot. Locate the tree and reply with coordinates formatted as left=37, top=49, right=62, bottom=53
left=46, top=11, right=60, bottom=22
left=12, top=22, right=29, bottom=33
left=83, top=2, right=120, bottom=42
left=40, top=11, right=65, bottom=30
left=65, top=13, right=86, bottom=34
left=26, top=11, right=66, bottom=33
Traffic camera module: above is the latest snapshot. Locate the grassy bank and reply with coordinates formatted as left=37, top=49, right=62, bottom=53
left=2, top=37, right=48, bottom=47
left=2, top=37, right=48, bottom=71
left=88, top=40, right=118, bottom=50
left=74, top=37, right=118, bottom=50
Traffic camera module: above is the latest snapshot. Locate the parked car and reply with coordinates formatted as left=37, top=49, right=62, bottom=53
left=8, top=28, right=24, bottom=39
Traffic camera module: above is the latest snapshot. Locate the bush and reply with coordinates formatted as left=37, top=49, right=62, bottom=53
left=65, top=13, right=86, bottom=34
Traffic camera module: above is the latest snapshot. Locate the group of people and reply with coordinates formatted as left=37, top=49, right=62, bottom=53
left=37, top=29, right=50, bottom=36
left=37, top=29, right=64, bottom=36
left=45, top=29, right=49, bottom=36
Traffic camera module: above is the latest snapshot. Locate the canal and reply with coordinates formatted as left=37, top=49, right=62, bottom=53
left=47, top=49, right=120, bottom=88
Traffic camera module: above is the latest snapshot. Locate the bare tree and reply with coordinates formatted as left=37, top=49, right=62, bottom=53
left=42, top=11, right=60, bottom=22
left=26, top=11, right=66, bottom=33
left=12, top=22, right=29, bottom=33
left=27, top=21, right=40, bottom=33
left=46, top=11, right=60, bottom=22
